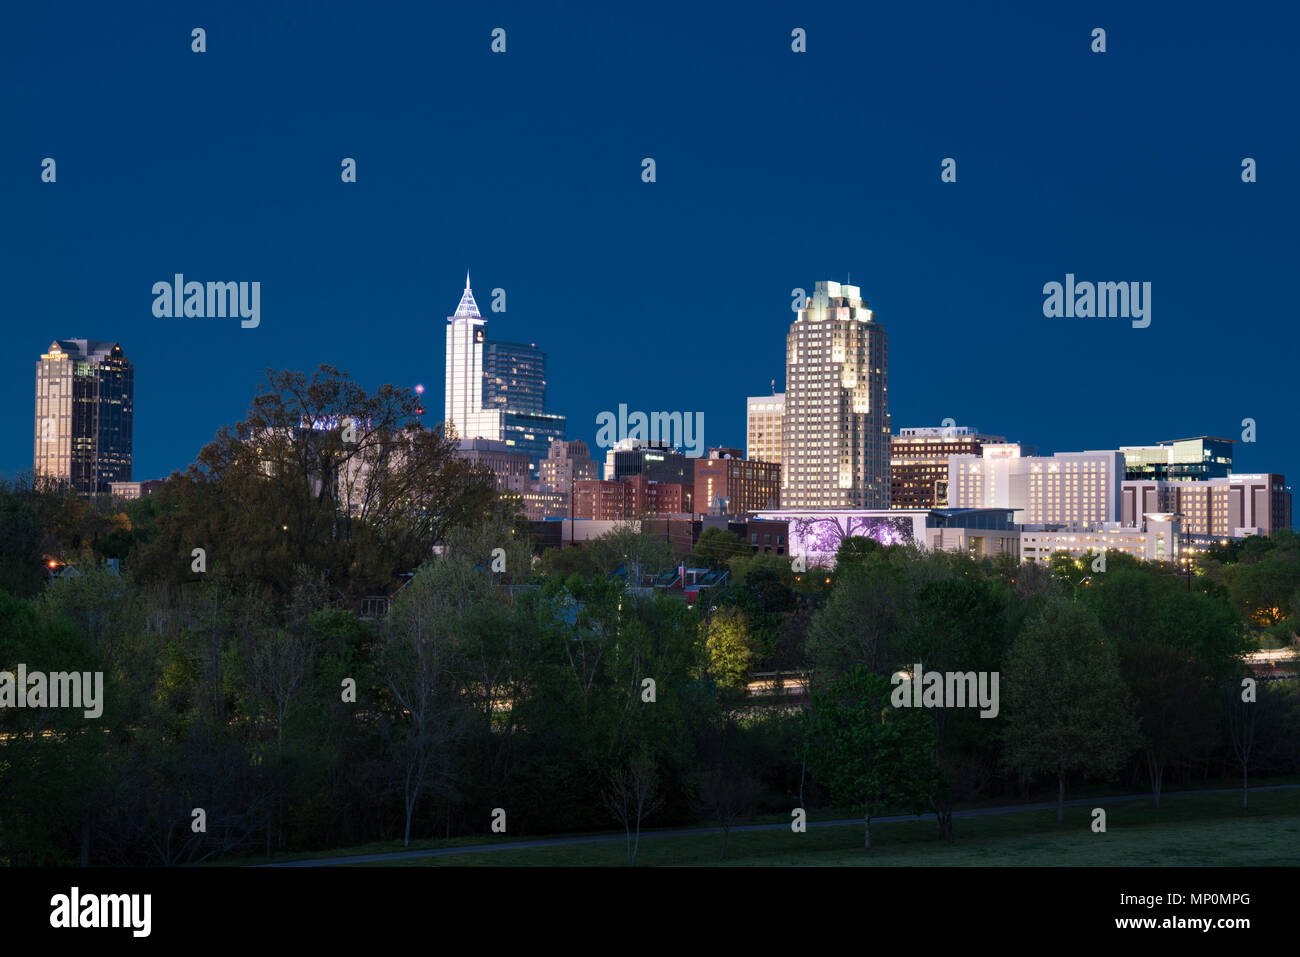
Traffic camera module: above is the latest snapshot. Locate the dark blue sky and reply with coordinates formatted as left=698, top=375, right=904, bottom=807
left=4, top=1, right=1297, bottom=504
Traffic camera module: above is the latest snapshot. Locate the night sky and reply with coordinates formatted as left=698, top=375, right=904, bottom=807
left=4, top=1, right=1297, bottom=511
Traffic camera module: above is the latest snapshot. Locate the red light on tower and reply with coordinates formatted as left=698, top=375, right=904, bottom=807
left=414, top=383, right=425, bottom=415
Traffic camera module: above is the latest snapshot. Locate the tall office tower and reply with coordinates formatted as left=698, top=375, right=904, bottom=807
left=483, top=340, right=546, bottom=414
left=891, top=425, right=1006, bottom=509
left=780, top=280, right=890, bottom=509
left=444, top=275, right=565, bottom=474
left=444, top=273, right=487, bottom=440
left=33, top=339, right=133, bottom=494
left=746, top=393, right=784, bottom=464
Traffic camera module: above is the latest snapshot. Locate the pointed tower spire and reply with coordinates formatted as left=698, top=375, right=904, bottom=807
left=454, top=270, right=481, bottom=319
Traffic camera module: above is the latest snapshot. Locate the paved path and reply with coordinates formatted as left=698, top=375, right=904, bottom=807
left=259, top=783, right=1300, bottom=867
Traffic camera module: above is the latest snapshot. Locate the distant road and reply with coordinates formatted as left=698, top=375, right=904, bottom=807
left=259, top=783, right=1300, bottom=867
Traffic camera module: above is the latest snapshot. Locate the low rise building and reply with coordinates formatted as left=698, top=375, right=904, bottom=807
left=753, top=507, right=1019, bottom=566
left=1021, top=514, right=1182, bottom=565
left=694, top=447, right=780, bottom=516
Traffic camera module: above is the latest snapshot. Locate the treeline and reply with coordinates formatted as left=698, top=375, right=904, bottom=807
left=1, top=366, right=1298, bottom=863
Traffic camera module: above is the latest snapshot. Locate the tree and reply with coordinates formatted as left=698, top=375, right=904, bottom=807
left=132, top=365, right=498, bottom=600
left=1123, top=644, right=1216, bottom=808
left=588, top=522, right=678, bottom=581
left=701, top=607, right=753, bottom=691
left=833, top=535, right=883, bottom=569
left=1001, top=599, right=1139, bottom=826
left=806, top=561, right=908, bottom=680
left=804, top=667, right=938, bottom=849
left=601, top=753, right=664, bottom=866
left=1219, top=675, right=1291, bottom=810
left=377, top=559, right=477, bottom=846
left=0, top=484, right=45, bottom=598
left=691, top=528, right=749, bottom=568
left=902, top=577, right=1009, bottom=841
left=697, top=765, right=760, bottom=860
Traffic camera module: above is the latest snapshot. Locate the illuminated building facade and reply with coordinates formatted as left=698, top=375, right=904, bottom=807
left=780, top=281, right=890, bottom=509
left=34, top=339, right=133, bottom=494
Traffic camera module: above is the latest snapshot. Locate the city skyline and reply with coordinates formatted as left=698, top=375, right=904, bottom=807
left=21, top=270, right=1299, bottom=530
left=5, top=4, right=1297, bottom=512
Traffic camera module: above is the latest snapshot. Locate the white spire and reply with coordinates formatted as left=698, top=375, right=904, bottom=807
left=453, top=270, right=481, bottom=319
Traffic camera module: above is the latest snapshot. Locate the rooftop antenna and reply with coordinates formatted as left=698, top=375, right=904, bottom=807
left=771, top=378, right=776, bottom=395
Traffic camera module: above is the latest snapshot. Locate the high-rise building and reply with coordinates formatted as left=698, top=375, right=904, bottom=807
left=780, top=281, right=890, bottom=509
left=891, top=426, right=1007, bottom=509
left=444, top=275, right=488, bottom=440
left=443, top=275, right=565, bottom=476
left=949, top=447, right=1123, bottom=526
left=483, top=340, right=546, bottom=414
left=746, top=393, right=784, bottom=464
left=34, top=339, right=133, bottom=494
left=499, top=409, right=567, bottom=474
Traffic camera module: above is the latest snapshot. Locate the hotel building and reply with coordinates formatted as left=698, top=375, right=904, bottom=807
left=949, top=447, right=1123, bottom=527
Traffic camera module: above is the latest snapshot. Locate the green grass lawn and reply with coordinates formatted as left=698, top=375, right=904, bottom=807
left=336, top=788, right=1300, bottom=867
left=218, top=778, right=1300, bottom=867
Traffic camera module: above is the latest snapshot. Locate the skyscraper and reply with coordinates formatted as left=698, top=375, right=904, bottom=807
left=33, top=339, right=133, bottom=494
left=483, top=340, right=546, bottom=414
left=444, top=274, right=490, bottom=440
left=746, top=393, right=784, bottom=464
left=780, top=281, right=890, bottom=509
left=443, top=274, right=565, bottom=476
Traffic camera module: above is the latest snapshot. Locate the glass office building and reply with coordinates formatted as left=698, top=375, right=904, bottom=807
left=483, top=340, right=546, bottom=415
left=34, top=339, right=133, bottom=494
left=1121, top=437, right=1234, bottom=481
